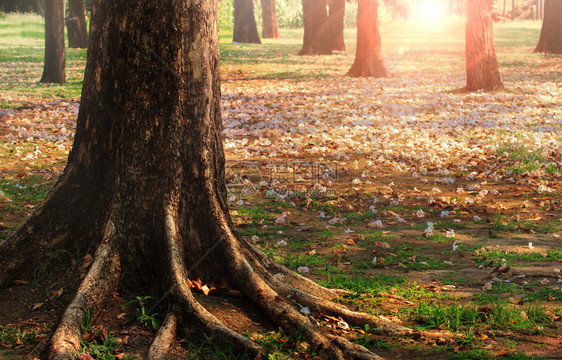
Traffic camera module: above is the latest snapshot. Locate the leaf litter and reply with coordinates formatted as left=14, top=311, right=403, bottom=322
left=1, top=21, right=561, bottom=360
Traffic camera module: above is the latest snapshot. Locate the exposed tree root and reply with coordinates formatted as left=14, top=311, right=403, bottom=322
left=33, top=206, right=442, bottom=360
left=147, top=313, right=177, bottom=360
left=48, top=235, right=121, bottom=360
left=165, top=212, right=266, bottom=358
left=243, top=242, right=415, bottom=337
left=243, top=240, right=454, bottom=342
left=243, top=239, right=351, bottom=299
left=327, top=335, right=385, bottom=360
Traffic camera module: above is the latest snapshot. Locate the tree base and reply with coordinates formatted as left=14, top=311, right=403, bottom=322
left=1, top=207, right=453, bottom=359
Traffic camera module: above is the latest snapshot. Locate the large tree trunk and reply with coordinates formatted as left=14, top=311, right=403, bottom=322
left=465, top=0, right=503, bottom=91
left=261, top=0, right=279, bottom=39
left=233, top=0, right=261, bottom=44
left=1, top=0, right=418, bottom=359
left=299, top=0, right=332, bottom=55
left=534, top=0, right=562, bottom=54
left=40, top=0, right=65, bottom=83
left=328, top=0, right=346, bottom=51
left=66, top=0, right=88, bottom=48
left=346, top=0, right=387, bottom=77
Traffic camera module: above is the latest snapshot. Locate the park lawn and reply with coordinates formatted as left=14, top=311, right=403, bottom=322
left=0, top=13, right=561, bottom=360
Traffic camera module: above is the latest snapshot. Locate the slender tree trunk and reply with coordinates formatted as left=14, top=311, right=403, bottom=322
left=233, top=0, right=261, bottom=44
left=299, top=0, right=332, bottom=55
left=1, top=1, right=416, bottom=359
left=346, top=0, right=387, bottom=77
left=534, top=0, right=562, bottom=54
left=261, top=0, right=279, bottom=39
left=66, top=0, right=88, bottom=48
left=328, top=0, right=346, bottom=51
left=465, top=0, right=503, bottom=91
left=40, top=0, right=65, bottom=83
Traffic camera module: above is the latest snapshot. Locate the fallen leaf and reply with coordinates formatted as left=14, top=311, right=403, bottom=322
left=13, top=280, right=29, bottom=285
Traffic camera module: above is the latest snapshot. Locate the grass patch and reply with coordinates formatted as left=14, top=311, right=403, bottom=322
left=0, top=324, right=46, bottom=349
left=79, top=311, right=136, bottom=360
left=476, top=249, right=562, bottom=265
left=441, top=272, right=474, bottom=286
left=0, top=177, right=53, bottom=212
left=490, top=217, right=562, bottom=234
left=496, top=143, right=560, bottom=175
left=406, top=302, right=550, bottom=332
left=320, top=273, right=407, bottom=294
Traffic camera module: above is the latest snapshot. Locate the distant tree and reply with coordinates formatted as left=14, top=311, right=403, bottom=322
left=465, top=0, right=502, bottom=91
left=40, top=0, right=65, bottom=83
left=66, top=0, right=89, bottom=48
left=233, top=0, right=261, bottom=44
left=328, top=0, right=346, bottom=51
left=534, top=0, right=562, bottom=54
left=0, top=0, right=38, bottom=12
left=261, top=0, right=279, bottom=39
left=299, top=0, right=332, bottom=55
left=347, top=0, right=386, bottom=77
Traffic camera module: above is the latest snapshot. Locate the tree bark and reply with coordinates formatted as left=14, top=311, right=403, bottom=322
left=328, top=0, right=346, bottom=51
left=299, top=0, right=332, bottom=55
left=1, top=0, right=418, bottom=359
left=40, top=0, right=65, bottom=83
left=66, top=0, right=89, bottom=48
left=261, top=0, right=279, bottom=39
left=465, top=0, right=503, bottom=91
left=233, top=0, right=261, bottom=44
left=346, top=0, right=387, bottom=77
left=534, top=0, right=562, bottom=54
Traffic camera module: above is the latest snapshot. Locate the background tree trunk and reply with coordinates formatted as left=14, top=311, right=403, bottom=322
left=328, top=0, right=346, bottom=51
left=465, top=0, right=503, bottom=91
left=299, top=0, right=332, bottom=55
left=40, top=0, right=65, bottom=83
left=534, top=0, right=562, bottom=54
left=66, top=0, right=88, bottom=48
left=233, top=0, right=261, bottom=44
left=261, top=0, right=279, bottom=39
left=346, top=0, right=386, bottom=77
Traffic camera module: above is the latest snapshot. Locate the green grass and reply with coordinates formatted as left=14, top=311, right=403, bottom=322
left=496, top=143, right=561, bottom=175
left=321, top=274, right=455, bottom=305
left=406, top=302, right=550, bottom=332
left=473, top=293, right=508, bottom=305
left=79, top=311, right=136, bottom=360
left=476, top=249, right=562, bottom=265
left=441, top=272, right=474, bottom=286
left=0, top=176, right=53, bottom=211
left=490, top=219, right=561, bottom=234
left=234, top=206, right=277, bottom=223
left=320, top=273, right=407, bottom=294
left=523, top=286, right=562, bottom=302
left=0, top=324, right=45, bottom=348
left=362, top=245, right=448, bottom=270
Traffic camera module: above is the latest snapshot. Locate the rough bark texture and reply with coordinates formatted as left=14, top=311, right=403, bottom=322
left=66, top=0, right=89, bottom=48
left=299, top=0, right=332, bottom=55
left=40, top=0, right=65, bottom=83
left=328, top=0, right=346, bottom=51
left=346, top=0, right=387, bottom=77
left=465, top=0, right=503, bottom=91
left=261, top=0, right=279, bottom=39
left=534, top=0, right=562, bottom=54
left=0, top=0, right=428, bottom=359
left=233, top=0, right=261, bottom=44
